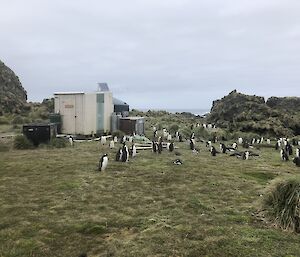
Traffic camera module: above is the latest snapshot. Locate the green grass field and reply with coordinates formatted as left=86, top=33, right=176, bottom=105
left=1, top=139, right=300, bottom=257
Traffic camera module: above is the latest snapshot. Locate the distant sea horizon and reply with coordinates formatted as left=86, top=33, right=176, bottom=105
left=133, top=108, right=210, bottom=116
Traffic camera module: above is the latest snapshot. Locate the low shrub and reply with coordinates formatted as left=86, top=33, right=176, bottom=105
left=50, top=138, right=66, bottom=148
left=0, top=117, right=9, bottom=125
left=11, top=115, right=24, bottom=125
left=262, top=176, right=300, bottom=233
left=169, top=124, right=179, bottom=134
left=112, top=130, right=125, bottom=138
left=13, top=135, right=34, bottom=150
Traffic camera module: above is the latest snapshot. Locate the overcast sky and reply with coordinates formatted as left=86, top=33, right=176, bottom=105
left=1, top=0, right=300, bottom=110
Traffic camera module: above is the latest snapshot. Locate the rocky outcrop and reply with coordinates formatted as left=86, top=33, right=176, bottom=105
left=207, top=90, right=300, bottom=136
left=0, top=60, right=27, bottom=114
left=266, top=97, right=300, bottom=113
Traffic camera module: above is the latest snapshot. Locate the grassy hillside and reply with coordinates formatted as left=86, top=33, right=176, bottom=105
left=1, top=138, right=300, bottom=256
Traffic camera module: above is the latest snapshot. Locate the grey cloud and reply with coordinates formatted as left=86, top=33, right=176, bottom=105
left=0, top=0, right=300, bottom=109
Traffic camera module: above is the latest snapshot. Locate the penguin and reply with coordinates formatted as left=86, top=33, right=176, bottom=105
left=121, top=143, right=129, bottom=162
left=252, top=138, right=256, bottom=145
left=238, top=137, right=243, bottom=145
left=293, top=157, right=300, bottom=167
left=267, top=139, right=271, bottom=144
left=152, top=141, right=158, bottom=153
left=173, top=159, right=183, bottom=165
left=128, top=136, right=133, bottom=143
left=114, top=136, right=118, bottom=143
left=242, top=151, right=250, bottom=160
left=100, top=136, right=106, bottom=145
left=163, top=130, right=168, bottom=138
left=68, top=136, right=74, bottom=147
left=206, top=141, right=211, bottom=148
left=190, top=132, right=195, bottom=139
left=296, top=148, right=300, bottom=158
left=99, top=154, right=108, bottom=171
left=280, top=149, right=289, bottom=161
left=232, top=142, right=237, bottom=150
left=166, top=142, right=170, bottom=151
left=121, top=136, right=126, bottom=144
left=116, top=147, right=123, bottom=161
left=190, top=139, right=195, bottom=150
left=220, top=143, right=227, bottom=153
left=131, top=143, right=137, bottom=157
left=286, top=143, right=293, bottom=156
left=109, top=140, right=115, bottom=149
left=158, top=141, right=163, bottom=154
left=167, top=134, right=172, bottom=141
left=260, top=137, right=264, bottom=144
left=169, top=142, right=174, bottom=152
left=179, top=134, right=183, bottom=142
left=153, top=130, right=158, bottom=138
left=153, top=126, right=157, bottom=132
left=210, top=146, right=217, bottom=156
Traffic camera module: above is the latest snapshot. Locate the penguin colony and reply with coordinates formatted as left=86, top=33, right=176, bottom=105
left=96, top=124, right=300, bottom=172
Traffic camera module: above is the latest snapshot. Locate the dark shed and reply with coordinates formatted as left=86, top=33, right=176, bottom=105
left=119, top=117, right=144, bottom=135
left=23, top=123, right=57, bottom=146
left=113, top=97, right=129, bottom=114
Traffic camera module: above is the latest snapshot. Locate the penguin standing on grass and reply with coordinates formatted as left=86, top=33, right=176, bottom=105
left=109, top=140, right=115, bottom=149
left=69, top=136, right=74, bottom=147
left=100, top=136, right=106, bottom=145
left=220, top=143, right=227, bottom=153
left=114, top=136, right=118, bottom=143
left=296, top=148, right=300, bottom=158
left=210, top=146, right=218, bottom=156
left=169, top=142, right=174, bottom=152
left=122, top=143, right=129, bottom=162
left=116, top=147, right=123, bottom=161
left=280, top=149, right=289, bottom=161
left=158, top=141, right=163, bottom=154
left=99, top=154, right=108, bottom=171
left=242, top=151, right=250, bottom=160
left=190, top=139, right=195, bottom=150
left=131, top=143, right=137, bottom=158
left=293, top=157, right=300, bottom=167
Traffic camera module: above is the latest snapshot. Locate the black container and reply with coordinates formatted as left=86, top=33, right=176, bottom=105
left=23, top=123, right=57, bottom=146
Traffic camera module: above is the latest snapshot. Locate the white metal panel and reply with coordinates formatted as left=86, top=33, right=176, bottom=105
left=60, top=95, right=76, bottom=134
left=84, top=94, right=97, bottom=135
left=103, top=92, right=113, bottom=132
left=74, top=94, right=84, bottom=134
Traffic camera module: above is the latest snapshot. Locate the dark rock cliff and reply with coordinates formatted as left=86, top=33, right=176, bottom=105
left=0, top=60, right=27, bottom=114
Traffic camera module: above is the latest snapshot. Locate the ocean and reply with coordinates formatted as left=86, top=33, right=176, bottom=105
left=136, top=108, right=210, bottom=116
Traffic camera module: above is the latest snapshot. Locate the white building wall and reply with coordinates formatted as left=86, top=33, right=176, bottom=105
left=54, top=92, right=113, bottom=135
left=84, top=94, right=97, bottom=135
left=103, top=92, right=113, bottom=132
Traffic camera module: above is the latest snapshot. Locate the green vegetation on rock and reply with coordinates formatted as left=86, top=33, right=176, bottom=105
left=207, top=90, right=300, bottom=137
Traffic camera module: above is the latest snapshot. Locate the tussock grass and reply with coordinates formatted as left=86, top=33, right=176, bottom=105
left=262, top=176, right=300, bottom=232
